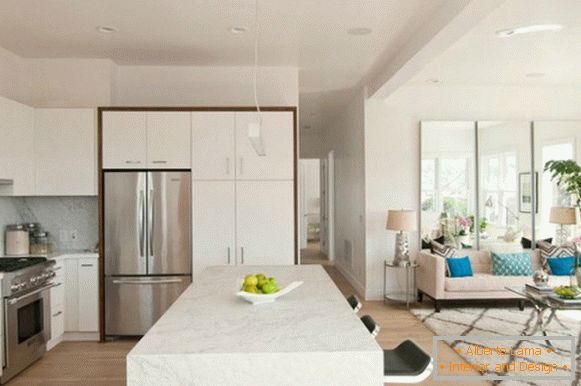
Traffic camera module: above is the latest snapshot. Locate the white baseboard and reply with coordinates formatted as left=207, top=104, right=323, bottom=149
left=47, top=335, right=64, bottom=351
left=63, top=332, right=99, bottom=341
left=334, top=262, right=366, bottom=299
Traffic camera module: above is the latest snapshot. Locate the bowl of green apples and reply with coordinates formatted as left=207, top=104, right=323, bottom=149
left=237, top=273, right=303, bottom=305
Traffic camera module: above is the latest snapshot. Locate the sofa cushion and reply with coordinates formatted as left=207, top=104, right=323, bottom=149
left=538, top=241, right=576, bottom=272
left=447, top=256, right=473, bottom=278
left=491, top=252, right=533, bottom=276
left=444, top=273, right=571, bottom=292
left=547, top=257, right=577, bottom=276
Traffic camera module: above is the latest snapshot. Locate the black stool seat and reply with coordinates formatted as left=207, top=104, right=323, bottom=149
left=347, top=294, right=361, bottom=312
left=384, top=340, right=431, bottom=376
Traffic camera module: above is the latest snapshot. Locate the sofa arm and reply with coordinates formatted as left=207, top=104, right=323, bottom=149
left=417, top=251, right=446, bottom=300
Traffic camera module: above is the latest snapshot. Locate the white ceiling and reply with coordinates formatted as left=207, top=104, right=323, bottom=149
left=410, top=0, right=581, bottom=87
left=0, top=0, right=445, bottom=97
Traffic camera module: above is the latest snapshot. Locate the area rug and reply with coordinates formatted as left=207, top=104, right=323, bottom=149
left=410, top=306, right=581, bottom=386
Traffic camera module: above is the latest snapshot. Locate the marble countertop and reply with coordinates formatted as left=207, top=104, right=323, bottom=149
left=127, top=265, right=383, bottom=385
left=1, top=250, right=98, bottom=259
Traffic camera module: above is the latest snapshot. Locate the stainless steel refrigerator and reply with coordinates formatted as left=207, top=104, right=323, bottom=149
left=104, top=171, right=192, bottom=336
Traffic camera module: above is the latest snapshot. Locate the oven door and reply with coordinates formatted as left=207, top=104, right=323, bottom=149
left=2, top=283, right=56, bottom=383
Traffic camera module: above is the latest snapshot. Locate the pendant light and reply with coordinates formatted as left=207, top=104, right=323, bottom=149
left=248, top=0, right=266, bottom=156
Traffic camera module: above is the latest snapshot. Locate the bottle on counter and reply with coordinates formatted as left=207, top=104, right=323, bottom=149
left=30, top=231, right=50, bottom=255
left=5, top=224, right=30, bottom=255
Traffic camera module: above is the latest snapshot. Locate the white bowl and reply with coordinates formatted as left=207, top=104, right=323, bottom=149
left=237, top=281, right=303, bottom=305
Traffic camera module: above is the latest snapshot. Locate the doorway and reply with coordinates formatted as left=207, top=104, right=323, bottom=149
left=300, top=152, right=334, bottom=265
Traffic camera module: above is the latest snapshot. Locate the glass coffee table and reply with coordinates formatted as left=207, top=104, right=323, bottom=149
left=506, top=286, right=581, bottom=350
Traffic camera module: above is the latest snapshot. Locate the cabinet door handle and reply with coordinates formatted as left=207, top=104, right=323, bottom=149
left=152, top=160, right=167, bottom=164
left=52, top=311, right=63, bottom=317
left=226, top=157, right=230, bottom=175
left=125, top=160, right=141, bottom=164
left=241, top=247, right=244, bottom=264
left=227, top=247, right=231, bottom=264
left=239, top=157, right=244, bottom=175
left=81, top=264, right=94, bottom=267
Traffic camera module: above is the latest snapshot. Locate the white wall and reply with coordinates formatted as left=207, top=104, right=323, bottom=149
left=112, top=65, right=298, bottom=107
left=365, top=84, right=581, bottom=299
left=299, top=129, right=323, bottom=159
left=321, top=88, right=367, bottom=295
left=0, top=46, right=24, bottom=103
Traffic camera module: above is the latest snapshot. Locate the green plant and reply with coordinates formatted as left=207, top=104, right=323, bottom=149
left=545, top=160, right=581, bottom=209
left=479, top=217, right=488, bottom=233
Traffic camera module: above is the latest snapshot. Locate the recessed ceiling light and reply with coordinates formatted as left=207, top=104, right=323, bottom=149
left=96, top=25, right=118, bottom=34
left=525, top=72, right=545, bottom=78
left=495, top=24, right=563, bottom=37
left=347, top=27, right=372, bottom=36
left=229, top=26, right=247, bottom=34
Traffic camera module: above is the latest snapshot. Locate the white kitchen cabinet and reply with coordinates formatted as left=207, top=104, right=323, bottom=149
left=0, top=96, right=35, bottom=196
left=77, top=259, right=99, bottom=331
left=191, top=112, right=235, bottom=180
left=235, top=112, right=294, bottom=180
left=192, top=181, right=236, bottom=276
left=102, top=111, right=147, bottom=169
left=34, top=109, right=96, bottom=195
left=147, top=112, right=191, bottom=169
left=48, top=258, right=65, bottom=350
left=236, top=181, right=294, bottom=265
left=64, top=257, right=99, bottom=334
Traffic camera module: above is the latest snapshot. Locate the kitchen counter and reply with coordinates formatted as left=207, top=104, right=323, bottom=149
left=1, top=250, right=98, bottom=259
left=127, top=265, right=383, bottom=386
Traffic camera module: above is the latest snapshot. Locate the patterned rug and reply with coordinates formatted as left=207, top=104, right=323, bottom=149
left=410, top=306, right=581, bottom=386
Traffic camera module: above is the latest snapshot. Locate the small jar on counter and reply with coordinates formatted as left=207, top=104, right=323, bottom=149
left=30, top=231, right=50, bottom=255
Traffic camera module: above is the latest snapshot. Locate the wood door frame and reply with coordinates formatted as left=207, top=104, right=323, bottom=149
left=97, top=106, right=298, bottom=342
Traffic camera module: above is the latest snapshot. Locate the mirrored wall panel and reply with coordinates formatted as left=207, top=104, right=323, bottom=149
left=533, top=121, right=581, bottom=245
left=477, top=121, right=532, bottom=251
left=420, top=121, right=476, bottom=250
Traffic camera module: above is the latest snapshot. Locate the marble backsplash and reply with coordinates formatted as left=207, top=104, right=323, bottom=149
left=0, top=196, right=98, bottom=255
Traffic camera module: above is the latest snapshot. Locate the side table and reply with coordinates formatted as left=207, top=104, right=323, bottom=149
left=383, top=261, right=418, bottom=308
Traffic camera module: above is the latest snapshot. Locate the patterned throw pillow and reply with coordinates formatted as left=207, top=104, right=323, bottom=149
left=431, top=240, right=457, bottom=276
left=537, top=241, right=576, bottom=272
left=491, top=252, right=533, bottom=276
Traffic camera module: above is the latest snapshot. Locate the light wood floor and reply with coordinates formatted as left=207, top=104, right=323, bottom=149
left=8, top=265, right=487, bottom=386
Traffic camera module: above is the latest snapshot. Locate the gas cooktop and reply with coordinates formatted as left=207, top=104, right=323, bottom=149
left=0, top=257, right=48, bottom=272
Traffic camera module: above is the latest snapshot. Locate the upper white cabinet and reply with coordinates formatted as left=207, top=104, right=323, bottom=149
left=147, top=112, right=191, bottom=169
left=0, top=96, right=35, bottom=196
left=102, top=111, right=191, bottom=169
left=235, top=112, right=294, bottom=180
left=102, top=112, right=147, bottom=169
left=35, top=109, right=96, bottom=195
left=191, top=112, right=235, bottom=180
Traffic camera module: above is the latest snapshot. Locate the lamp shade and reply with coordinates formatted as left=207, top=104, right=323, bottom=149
left=386, top=209, right=417, bottom=231
left=549, top=207, right=577, bottom=225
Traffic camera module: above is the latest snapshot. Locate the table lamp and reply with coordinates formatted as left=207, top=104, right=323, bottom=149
left=550, top=206, right=577, bottom=245
left=386, top=209, right=417, bottom=266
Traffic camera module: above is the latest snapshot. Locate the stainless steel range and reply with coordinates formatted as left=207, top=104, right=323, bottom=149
left=0, top=257, right=57, bottom=384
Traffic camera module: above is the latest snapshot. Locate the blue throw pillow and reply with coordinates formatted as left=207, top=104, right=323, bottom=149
left=547, top=256, right=577, bottom=276
left=447, top=256, right=473, bottom=278
left=491, top=253, right=533, bottom=276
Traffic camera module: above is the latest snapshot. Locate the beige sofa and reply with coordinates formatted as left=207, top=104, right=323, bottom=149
left=417, top=249, right=570, bottom=312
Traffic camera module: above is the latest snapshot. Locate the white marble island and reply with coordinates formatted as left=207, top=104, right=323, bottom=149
left=127, top=265, right=383, bottom=385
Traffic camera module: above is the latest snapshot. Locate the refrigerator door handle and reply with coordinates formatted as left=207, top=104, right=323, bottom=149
left=112, top=278, right=184, bottom=285
left=138, top=190, right=145, bottom=257
left=148, top=187, right=154, bottom=258
left=227, top=247, right=231, bottom=264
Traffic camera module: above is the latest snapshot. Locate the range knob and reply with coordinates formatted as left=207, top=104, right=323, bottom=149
left=10, top=283, right=20, bottom=292
left=30, top=276, right=38, bottom=285
left=17, top=282, right=27, bottom=291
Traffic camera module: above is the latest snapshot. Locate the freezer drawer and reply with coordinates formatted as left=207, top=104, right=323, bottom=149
left=105, top=275, right=191, bottom=336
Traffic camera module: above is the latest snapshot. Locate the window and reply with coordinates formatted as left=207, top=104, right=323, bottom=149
left=481, top=152, right=517, bottom=227
left=421, top=156, right=472, bottom=216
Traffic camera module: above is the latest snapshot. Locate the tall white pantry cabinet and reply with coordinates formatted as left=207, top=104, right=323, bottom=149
left=101, top=109, right=296, bottom=278
left=191, top=111, right=295, bottom=276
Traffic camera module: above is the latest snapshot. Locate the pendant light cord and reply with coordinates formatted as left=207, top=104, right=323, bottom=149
left=253, top=0, right=262, bottom=124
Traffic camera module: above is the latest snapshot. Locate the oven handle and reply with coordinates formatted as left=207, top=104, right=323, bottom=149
left=7, top=283, right=61, bottom=305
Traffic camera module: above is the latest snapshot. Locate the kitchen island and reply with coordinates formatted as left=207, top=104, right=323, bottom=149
left=127, top=265, right=383, bottom=385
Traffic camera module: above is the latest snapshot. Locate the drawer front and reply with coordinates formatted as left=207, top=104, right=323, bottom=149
left=51, top=306, right=65, bottom=339
left=50, top=281, right=65, bottom=311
